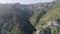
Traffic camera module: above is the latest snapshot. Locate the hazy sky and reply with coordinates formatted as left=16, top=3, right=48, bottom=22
left=0, top=0, right=54, bottom=4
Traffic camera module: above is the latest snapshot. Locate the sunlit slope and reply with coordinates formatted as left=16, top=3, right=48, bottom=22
left=37, top=1, right=60, bottom=26
left=30, top=2, right=54, bottom=26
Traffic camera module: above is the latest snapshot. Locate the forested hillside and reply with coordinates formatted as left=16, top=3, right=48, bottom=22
left=0, top=0, right=60, bottom=34
left=0, top=3, right=51, bottom=34
left=0, top=3, right=38, bottom=34
left=30, top=0, right=60, bottom=34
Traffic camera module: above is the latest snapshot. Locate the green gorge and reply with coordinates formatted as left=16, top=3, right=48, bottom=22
left=0, top=0, right=60, bottom=34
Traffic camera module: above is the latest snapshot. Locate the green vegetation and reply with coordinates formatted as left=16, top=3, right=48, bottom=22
left=37, top=1, right=60, bottom=29
left=9, top=23, right=21, bottom=34
left=30, top=0, right=60, bottom=34
left=0, top=3, right=36, bottom=34
left=0, top=0, right=60, bottom=34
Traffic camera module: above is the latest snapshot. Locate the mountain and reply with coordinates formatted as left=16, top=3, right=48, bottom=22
left=0, top=3, right=52, bottom=34
left=30, top=0, right=60, bottom=34
left=0, top=0, right=60, bottom=34
left=30, top=1, right=55, bottom=26
left=0, top=3, right=36, bottom=34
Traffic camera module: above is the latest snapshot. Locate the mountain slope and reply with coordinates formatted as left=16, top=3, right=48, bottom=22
left=36, top=0, right=60, bottom=29
left=0, top=3, right=37, bottom=34
left=0, top=1, right=60, bottom=34
left=30, top=2, right=55, bottom=26
left=30, top=0, right=60, bottom=34
left=0, top=3, right=48, bottom=34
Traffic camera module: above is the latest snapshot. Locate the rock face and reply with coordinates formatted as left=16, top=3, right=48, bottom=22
left=36, top=30, right=44, bottom=34
left=42, top=21, right=59, bottom=28
left=36, top=21, right=60, bottom=34
left=36, top=30, right=40, bottom=34
left=46, top=21, right=59, bottom=27
left=36, top=29, right=51, bottom=34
